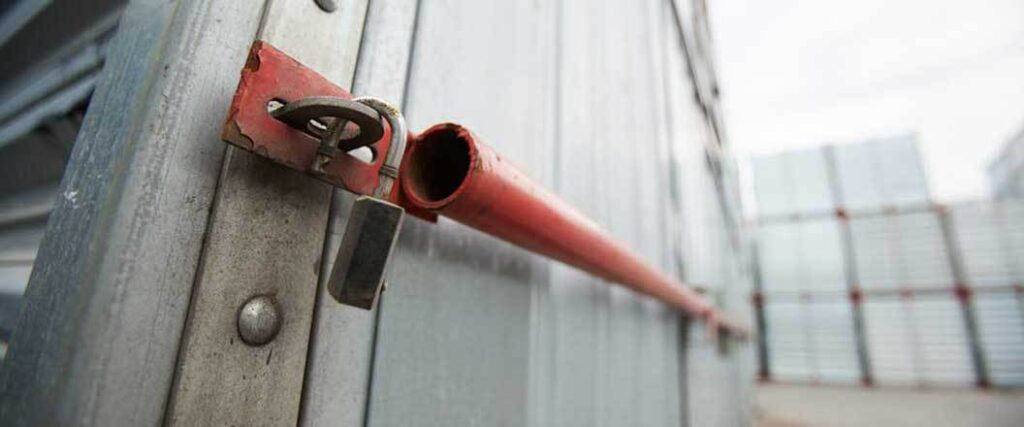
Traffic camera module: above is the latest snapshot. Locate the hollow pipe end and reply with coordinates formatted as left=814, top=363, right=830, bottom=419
left=401, top=123, right=477, bottom=210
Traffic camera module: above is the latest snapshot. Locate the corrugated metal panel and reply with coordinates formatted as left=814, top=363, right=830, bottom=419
left=758, top=218, right=845, bottom=293
left=751, top=154, right=790, bottom=218
left=896, top=212, right=955, bottom=290
left=367, top=0, right=748, bottom=425
left=764, top=296, right=859, bottom=384
left=863, top=294, right=974, bottom=386
left=752, top=147, right=833, bottom=217
left=765, top=299, right=811, bottom=381
left=758, top=223, right=802, bottom=293
left=952, top=202, right=1024, bottom=288
left=974, top=290, right=1024, bottom=387
left=833, top=135, right=929, bottom=211
left=873, top=137, right=930, bottom=208
left=850, top=211, right=954, bottom=291
left=913, top=295, right=974, bottom=385
left=863, top=297, right=918, bottom=385
left=807, top=298, right=860, bottom=383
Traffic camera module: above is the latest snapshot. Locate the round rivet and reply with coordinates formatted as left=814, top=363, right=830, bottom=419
left=314, top=0, right=337, bottom=12
left=237, top=295, right=281, bottom=346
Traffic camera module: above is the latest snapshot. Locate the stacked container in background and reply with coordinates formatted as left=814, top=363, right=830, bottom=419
left=752, top=135, right=1024, bottom=388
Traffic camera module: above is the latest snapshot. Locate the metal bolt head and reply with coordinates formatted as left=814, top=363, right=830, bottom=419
left=237, top=295, right=282, bottom=346
left=314, top=0, right=337, bottom=12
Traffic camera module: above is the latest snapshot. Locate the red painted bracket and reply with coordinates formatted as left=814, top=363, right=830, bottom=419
left=221, top=41, right=436, bottom=221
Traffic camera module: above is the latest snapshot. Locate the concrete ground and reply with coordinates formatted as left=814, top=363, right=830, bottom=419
left=755, top=383, right=1024, bottom=427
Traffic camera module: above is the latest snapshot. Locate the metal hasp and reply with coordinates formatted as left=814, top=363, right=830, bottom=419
left=223, top=41, right=405, bottom=199
left=222, top=42, right=748, bottom=338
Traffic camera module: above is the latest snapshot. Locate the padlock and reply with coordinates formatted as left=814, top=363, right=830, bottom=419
left=325, top=97, right=407, bottom=309
left=271, top=95, right=406, bottom=309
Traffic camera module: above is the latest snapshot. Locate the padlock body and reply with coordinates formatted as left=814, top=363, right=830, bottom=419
left=328, top=196, right=404, bottom=309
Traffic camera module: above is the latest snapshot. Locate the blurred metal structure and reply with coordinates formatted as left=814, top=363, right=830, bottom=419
left=0, top=0, right=127, bottom=357
left=0, top=0, right=753, bottom=425
left=752, top=135, right=1024, bottom=388
left=989, top=123, right=1024, bottom=199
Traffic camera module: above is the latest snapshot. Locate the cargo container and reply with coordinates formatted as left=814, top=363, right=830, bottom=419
left=0, top=0, right=753, bottom=425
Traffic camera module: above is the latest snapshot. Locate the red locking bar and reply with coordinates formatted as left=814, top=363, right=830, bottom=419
left=401, top=124, right=748, bottom=337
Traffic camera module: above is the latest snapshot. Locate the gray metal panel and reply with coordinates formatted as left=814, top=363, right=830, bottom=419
left=543, top=0, right=635, bottom=421
left=540, top=0, right=689, bottom=425
left=686, top=320, right=747, bottom=427
left=863, top=294, right=974, bottom=386
left=365, top=0, right=554, bottom=425
left=751, top=148, right=833, bottom=217
left=874, top=136, right=930, bottom=208
left=808, top=297, right=860, bottom=383
left=850, top=211, right=955, bottom=290
left=0, top=0, right=267, bottom=424
left=974, top=290, right=1024, bottom=387
left=952, top=202, right=1024, bottom=288
left=751, top=154, right=791, bottom=218
left=763, top=296, right=859, bottom=384
left=668, top=1, right=752, bottom=424
left=363, top=0, right=748, bottom=425
left=764, top=298, right=812, bottom=382
left=913, top=294, right=974, bottom=385
left=863, top=296, right=918, bottom=385
left=833, top=135, right=930, bottom=211
left=757, top=218, right=845, bottom=294
left=299, top=0, right=419, bottom=425
left=165, top=0, right=369, bottom=425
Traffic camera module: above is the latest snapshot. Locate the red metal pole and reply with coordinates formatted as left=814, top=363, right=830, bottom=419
left=401, top=123, right=747, bottom=337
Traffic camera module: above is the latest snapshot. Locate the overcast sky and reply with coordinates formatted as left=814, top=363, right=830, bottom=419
left=709, top=0, right=1024, bottom=202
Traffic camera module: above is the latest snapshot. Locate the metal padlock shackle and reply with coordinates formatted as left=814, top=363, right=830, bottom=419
left=351, top=96, right=407, bottom=199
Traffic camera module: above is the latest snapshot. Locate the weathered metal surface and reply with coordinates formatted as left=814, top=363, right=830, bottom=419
left=328, top=196, right=404, bottom=309
left=666, top=1, right=754, bottom=424
left=365, top=1, right=555, bottom=425
left=0, top=0, right=268, bottom=424
left=951, top=201, right=1024, bottom=288
left=862, top=293, right=975, bottom=386
left=974, top=289, right=1024, bottom=387
left=937, top=207, right=990, bottom=387
left=824, top=145, right=875, bottom=385
left=360, top=0, right=752, bottom=425
left=164, top=0, right=368, bottom=425
left=237, top=295, right=283, bottom=346
left=298, top=0, right=420, bottom=424
left=222, top=42, right=389, bottom=196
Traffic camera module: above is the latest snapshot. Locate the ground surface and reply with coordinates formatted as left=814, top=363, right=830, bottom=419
left=755, top=383, right=1024, bottom=427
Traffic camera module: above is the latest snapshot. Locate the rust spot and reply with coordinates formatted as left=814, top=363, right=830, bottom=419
left=223, top=120, right=254, bottom=150
left=244, top=42, right=263, bottom=72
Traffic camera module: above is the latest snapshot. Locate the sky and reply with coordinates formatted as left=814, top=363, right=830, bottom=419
left=709, top=0, right=1024, bottom=202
